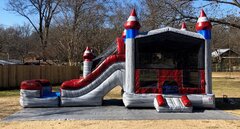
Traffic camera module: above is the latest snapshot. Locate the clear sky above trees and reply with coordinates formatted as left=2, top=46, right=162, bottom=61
left=0, top=0, right=27, bottom=26
left=0, top=0, right=239, bottom=27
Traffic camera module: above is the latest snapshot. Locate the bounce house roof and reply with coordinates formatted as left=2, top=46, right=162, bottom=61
left=137, top=27, right=205, bottom=40
left=136, top=27, right=205, bottom=49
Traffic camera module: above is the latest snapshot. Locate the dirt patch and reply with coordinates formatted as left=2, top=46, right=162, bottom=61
left=1, top=120, right=240, bottom=129
left=0, top=97, right=21, bottom=120
left=104, top=86, right=122, bottom=99
left=226, top=110, right=240, bottom=117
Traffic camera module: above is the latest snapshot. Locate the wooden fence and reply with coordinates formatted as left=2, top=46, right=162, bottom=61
left=0, top=65, right=81, bottom=89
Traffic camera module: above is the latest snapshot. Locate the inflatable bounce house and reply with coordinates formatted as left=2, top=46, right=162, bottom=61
left=20, top=9, right=215, bottom=112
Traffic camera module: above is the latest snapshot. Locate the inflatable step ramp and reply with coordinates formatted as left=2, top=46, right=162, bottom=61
left=154, top=95, right=193, bottom=113
left=20, top=79, right=60, bottom=108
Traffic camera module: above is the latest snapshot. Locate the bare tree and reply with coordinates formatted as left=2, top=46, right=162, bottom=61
left=138, top=0, right=195, bottom=31
left=162, top=0, right=240, bottom=29
left=59, top=0, right=90, bottom=65
left=7, top=0, right=62, bottom=59
left=52, top=0, right=109, bottom=65
left=0, top=26, right=5, bottom=52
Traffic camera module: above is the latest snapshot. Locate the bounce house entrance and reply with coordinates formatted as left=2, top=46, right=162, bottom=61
left=134, top=31, right=205, bottom=94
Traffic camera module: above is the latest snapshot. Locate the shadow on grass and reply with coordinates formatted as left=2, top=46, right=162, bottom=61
left=216, top=97, right=240, bottom=110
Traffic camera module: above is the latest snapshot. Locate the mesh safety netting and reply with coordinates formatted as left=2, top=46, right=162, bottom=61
left=92, top=41, right=117, bottom=69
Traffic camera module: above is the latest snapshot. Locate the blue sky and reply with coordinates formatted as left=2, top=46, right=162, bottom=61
left=0, top=0, right=28, bottom=27
left=192, top=1, right=240, bottom=18
left=0, top=0, right=239, bottom=27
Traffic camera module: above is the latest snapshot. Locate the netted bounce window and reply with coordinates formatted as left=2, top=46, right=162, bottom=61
left=183, top=70, right=201, bottom=88
left=135, top=44, right=203, bottom=69
left=137, top=69, right=158, bottom=88
left=135, top=32, right=205, bottom=70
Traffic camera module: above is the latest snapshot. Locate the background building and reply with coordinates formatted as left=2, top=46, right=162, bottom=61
left=212, top=48, right=240, bottom=72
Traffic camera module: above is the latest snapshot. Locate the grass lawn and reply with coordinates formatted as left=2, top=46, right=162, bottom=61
left=0, top=77, right=239, bottom=129
left=0, top=90, right=19, bottom=97
left=213, top=78, right=240, bottom=97
left=213, top=78, right=240, bottom=116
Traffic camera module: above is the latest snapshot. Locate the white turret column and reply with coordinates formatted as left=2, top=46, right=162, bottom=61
left=196, top=9, right=212, bottom=94
left=124, top=9, right=141, bottom=93
left=83, top=47, right=94, bottom=78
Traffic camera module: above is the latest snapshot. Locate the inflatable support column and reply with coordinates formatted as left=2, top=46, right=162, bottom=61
left=124, top=9, right=140, bottom=94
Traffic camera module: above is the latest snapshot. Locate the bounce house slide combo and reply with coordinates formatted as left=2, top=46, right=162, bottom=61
left=20, top=9, right=215, bottom=113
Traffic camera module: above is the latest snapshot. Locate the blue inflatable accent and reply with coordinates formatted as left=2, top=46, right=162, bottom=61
left=162, top=85, right=179, bottom=94
left=197, top=29, right=211, bottom=39
left=42, top=92, right=60, bottom=98
left=55, top=92, right=61, bottom=97
left=126, top=29, right=138, bottom=38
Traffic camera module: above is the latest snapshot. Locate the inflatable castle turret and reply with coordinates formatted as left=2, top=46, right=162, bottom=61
left=181, top=22, right=187, bottom=31
left=124, top=9, right=141, bottom=93
left=196, top=9, right=212, bottom=94
left=83, top=47, right=94, bottom=78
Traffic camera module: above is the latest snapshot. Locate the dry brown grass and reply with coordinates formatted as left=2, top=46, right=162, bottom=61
left=104, top=86, right=122, bottom=99
left=212, top=72, right=240, bottom=79
left=1, top=120, right=240, bottom=129
left=0, top=97, right=21, bottom=120
left=213, top=78, right=240, bottom=98
left=213, top=78, right=240, bottom=116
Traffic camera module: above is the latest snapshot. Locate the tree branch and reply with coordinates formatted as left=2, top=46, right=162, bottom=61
left=165, top=1, right=240, bottom=29
left=208, top=0, right=240, bottom=8
left=15, top=10, right=40, bottom=33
